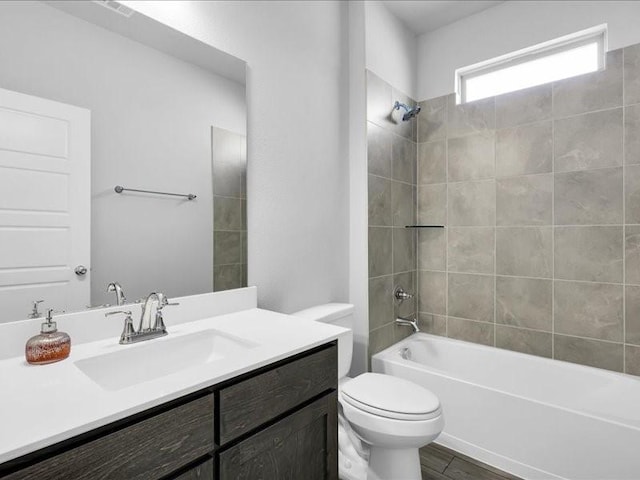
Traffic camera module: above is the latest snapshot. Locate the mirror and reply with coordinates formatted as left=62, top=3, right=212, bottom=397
left=0, top=1, right=247, bottom=322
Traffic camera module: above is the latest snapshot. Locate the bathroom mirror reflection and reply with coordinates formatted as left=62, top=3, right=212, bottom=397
left=0, top=1, right=248, bottom=323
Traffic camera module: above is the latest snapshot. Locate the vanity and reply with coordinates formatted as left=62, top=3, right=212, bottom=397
left=0, top=288, right=347, bottom=479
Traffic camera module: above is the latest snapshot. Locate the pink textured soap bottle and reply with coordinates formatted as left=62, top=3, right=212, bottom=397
left=25, top=309, right=71, bottom=365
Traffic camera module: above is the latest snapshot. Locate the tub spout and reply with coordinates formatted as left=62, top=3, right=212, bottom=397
left=396, top=316, right=420, bottom=333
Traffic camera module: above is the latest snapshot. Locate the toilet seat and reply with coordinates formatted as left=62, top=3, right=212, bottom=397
left=341, top=393, right=441, bottom=421
left=341, top=373, right=441, bottom=421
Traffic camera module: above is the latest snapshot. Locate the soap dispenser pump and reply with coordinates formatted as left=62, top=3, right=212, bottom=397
left=25, top=309, right=71, bottom=365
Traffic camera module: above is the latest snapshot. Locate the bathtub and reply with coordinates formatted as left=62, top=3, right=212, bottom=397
left=371, top=333, right=640, bottom=480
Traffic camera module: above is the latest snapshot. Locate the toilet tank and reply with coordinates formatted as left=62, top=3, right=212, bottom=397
left=292, top=303, right=354, bottom=379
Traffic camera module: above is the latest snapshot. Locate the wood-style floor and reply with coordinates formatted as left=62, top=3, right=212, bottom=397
left=420, top=443, right=523, bottom=480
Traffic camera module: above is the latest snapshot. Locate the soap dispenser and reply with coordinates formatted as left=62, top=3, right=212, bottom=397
left=25, top=309, right=71, bottom=365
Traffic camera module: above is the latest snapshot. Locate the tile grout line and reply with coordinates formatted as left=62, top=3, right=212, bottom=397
left=369, top=172, right=418, bottom=188
left=420, top=164, right=629, bottom=187
left=551, top=85, right=556, bottom=360
left=419, top=103, right=626, bottom=143
left=420, top=309, right=628, bottom=343
left=623, top=46, right=627, bottom=374
left=444, top=102, right=449, bottom=338
left=415, top=128, right=419, bottom=326
left=414, top=116, right=420, bottom=331
left=414, top=121, right=420, bottom=329
left=388, top=84, right=395, bottom=346
left=493, top=100, right=497, bottom=348
left=417, top=269, right=630, bottom=287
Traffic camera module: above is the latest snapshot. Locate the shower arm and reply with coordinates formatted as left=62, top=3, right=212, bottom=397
left=394, top=101, right=411, bottom=112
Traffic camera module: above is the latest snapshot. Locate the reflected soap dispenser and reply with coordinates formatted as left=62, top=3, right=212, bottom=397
left=25, top=309, right=71, bottom=365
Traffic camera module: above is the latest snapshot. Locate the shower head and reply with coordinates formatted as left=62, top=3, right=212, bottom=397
left=394, top=101, right=421, bottom=122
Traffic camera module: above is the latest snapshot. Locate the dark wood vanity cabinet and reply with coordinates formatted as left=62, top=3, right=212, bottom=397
left=0, top=342, right=338, bottom=480
left=219, top=393, right=337, bottom=480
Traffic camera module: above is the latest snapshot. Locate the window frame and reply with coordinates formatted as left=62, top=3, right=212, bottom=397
left=455, top=24, right=608, bottom=104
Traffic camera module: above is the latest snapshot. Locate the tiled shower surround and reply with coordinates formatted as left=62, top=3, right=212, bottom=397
left=367, top=42, right=640, bottom=375
left=367, top=71, right=418, bottom=356
left=212, top=127, right=247, bottom=291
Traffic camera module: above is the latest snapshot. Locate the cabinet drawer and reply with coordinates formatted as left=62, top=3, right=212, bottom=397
left=219, top=343, right=337, bottom=444
left=4, top=394, right=215, bottom=480
left=219, top=392, right=338, bottom=480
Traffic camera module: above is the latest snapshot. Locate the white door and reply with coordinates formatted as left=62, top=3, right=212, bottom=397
left=0, top=87, right=90, bottom=322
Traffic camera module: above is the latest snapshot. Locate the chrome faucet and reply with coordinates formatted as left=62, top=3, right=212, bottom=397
left=139, top=292, right=160, bottom=332
left=105, top=292, right=178, bottom=345
left=395, top=315, right=420, bottom=333
left=107, top=282, right=127, bottom=306
left=28, top=300, right=44, bottom=319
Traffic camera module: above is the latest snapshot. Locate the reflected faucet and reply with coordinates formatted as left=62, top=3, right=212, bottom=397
left=28, top=300, right=44, bottom=319
left=107, top=282, right=127, bottom=306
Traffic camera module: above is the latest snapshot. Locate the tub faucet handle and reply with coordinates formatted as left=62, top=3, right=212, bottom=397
left=394, top=286, right=414, bottom=301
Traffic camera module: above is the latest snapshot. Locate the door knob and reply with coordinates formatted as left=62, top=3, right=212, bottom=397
left=75, top=265, right=88, bottom=276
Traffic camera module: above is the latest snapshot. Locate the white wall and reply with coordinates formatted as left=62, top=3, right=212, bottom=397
left=418, top=0, right=640, bottom=100
left=365, top=1, right=418, bottom=99
left=125, top=1, right=350, bottom=314
left=348, top=1, right=369, bottom=375
left=0, top=2, right=246, bottom=305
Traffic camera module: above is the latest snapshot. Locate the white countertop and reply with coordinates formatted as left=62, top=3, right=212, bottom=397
left=0, top=307, right=346, bottom=464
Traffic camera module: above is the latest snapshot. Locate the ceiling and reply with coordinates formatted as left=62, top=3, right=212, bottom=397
left=382, top=1, right=504, bottom=35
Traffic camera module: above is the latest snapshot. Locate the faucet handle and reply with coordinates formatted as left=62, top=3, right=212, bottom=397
left=105, top=310, right=136, bottom=344
left=105, top=310, right=132, bottom=317
left=156, top=293, right=179, bottom=309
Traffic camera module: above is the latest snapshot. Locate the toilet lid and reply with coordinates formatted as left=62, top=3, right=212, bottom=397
left=341, top=373, right=441, bottom=420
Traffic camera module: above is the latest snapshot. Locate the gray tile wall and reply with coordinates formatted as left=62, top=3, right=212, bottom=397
left=366, top=71, right=418, bottom=359
left=414, top=45, right=640, bottom=375
left=212, top=127, right=247, bottom=291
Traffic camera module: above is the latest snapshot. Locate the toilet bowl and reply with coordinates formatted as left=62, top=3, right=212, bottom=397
left=293, top=304, right=444, bottom=480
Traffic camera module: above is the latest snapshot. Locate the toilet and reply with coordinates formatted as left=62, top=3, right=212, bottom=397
left=293, top=303, right=444, bottom=480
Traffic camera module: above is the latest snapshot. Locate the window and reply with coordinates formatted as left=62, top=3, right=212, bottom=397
left=456, top=24, right=607, bottom=104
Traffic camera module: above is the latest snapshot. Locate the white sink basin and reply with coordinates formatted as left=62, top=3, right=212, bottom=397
left=74, top=329, right=259, bottom=391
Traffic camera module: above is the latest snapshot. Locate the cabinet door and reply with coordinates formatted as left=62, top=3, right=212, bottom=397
left=219, top=392, right=338, bottom=480
left=219, top=343, right=337, bottom=444
left=173, top=458, right=214, bottom=480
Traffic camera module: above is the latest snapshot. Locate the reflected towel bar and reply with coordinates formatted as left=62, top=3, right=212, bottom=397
left=404, top=225, right=445, bottom=228
left=114, top=185, right=196, bottom=200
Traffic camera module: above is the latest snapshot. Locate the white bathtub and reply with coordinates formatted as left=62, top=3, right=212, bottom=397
left=371, top=333, right=640, bottom=480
